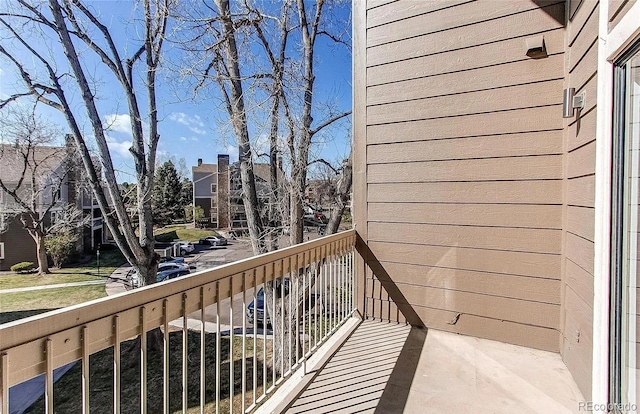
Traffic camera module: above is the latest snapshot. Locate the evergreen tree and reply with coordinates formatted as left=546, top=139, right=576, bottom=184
left=153, top=161, right=182, bottom=225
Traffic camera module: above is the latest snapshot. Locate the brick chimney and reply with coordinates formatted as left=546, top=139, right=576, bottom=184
left=197, top=158, right=202, bottom=166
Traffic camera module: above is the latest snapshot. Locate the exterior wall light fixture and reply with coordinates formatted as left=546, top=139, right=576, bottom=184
left=563, top=88, right=586, bottom=118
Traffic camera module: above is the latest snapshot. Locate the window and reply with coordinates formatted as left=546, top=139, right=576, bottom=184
left=611, top=41, right=640, bottom=412
left=0, top=242, right=4, bottom=260
left=211, top=183, right=217, bottom=193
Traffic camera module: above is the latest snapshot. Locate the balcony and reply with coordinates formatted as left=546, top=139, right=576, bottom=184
left=0, top=231, right=356, bottom=413
left=0, top=229, right=583, bottom=413
left=91, top=217, right=103, bottom=229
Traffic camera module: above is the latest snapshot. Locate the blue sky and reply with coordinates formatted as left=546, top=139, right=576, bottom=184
left=0, top=1, right=352, bottom=182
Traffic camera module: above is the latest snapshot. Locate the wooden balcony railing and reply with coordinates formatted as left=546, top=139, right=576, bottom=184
left=0, top=229, right=356, bottom=413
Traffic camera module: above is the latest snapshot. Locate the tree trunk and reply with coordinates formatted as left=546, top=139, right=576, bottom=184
left=35, top=232, right=50, bottom=275
left=215, top=0, right=266, bottom=255
left=265, top=281, right=300, bottom=374
left=326, top=156, right=352, bottom=235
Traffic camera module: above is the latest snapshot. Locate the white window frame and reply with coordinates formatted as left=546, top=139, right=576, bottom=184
left=0, top=242, right=4, bottom=260
left=594, top=0, right=640, bottom=405
left=211, top=183, right=217, bottom=193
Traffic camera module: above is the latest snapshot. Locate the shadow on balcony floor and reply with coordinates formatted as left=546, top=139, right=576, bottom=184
left=286, top=320, right=584, bottom=414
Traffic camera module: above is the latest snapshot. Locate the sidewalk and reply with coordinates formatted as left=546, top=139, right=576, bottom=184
left=105, top=263, right=132, bottom=295
left=0, top=280, right=107, bottom=294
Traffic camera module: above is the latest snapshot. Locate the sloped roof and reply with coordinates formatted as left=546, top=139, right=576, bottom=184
left=0, top=144, right=68, bottom=184
left=192, top=163, right=217, bottom=173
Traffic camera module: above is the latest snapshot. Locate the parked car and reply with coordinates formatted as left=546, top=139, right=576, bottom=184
left=158, top=256, right=185, bottom=264
left=199, top=235, right=228, bottom=246
left=158, top=262, right=189, bottom=271
left=247, top=280, right=321, bottom=325
left=156, top=267, right=190, bottom=282
left=176, top=241, right=195, bottom=255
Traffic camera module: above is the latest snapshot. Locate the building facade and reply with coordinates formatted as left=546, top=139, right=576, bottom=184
left=0, top=139, right=104, bottom=270
left=193, top=155, right=286, bottom=233
left=354, top=0, right=639, bottom=406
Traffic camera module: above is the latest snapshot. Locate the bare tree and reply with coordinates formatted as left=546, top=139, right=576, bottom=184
left=177, top=0, right=351, bottom=374
left=307, top=155, right=353, bottom=234
left=287, top=0, right=351, bottom=246
left=0, top=0, right=170, bottom=284
left=0, top=108, right=76, bottom=274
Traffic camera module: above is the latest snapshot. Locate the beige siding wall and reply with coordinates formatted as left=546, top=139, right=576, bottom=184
left=562, top=0, right=599, bottom=399
left=358, top=0, right=566, bottom=351
left=609, top=0, right=638, bottom=29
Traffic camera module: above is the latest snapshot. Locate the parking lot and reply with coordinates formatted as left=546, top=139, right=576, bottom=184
left=170, top=233, right=324, bottom=335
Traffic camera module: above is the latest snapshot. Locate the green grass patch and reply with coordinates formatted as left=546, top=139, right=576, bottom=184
left=24, top=332, right=273, bottom=414
left=0, top=250, right=126, bottom=290
left=0, top=285, right=107, bottom=313
left=155, top=225, right=220, bottom=243
left=0, top=273, right=103, bottom=290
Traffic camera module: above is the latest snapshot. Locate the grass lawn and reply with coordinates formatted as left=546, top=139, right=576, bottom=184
left=0, top=285, right=107, bottom=315
left=0, top=249, right=124, bottom=323
left=0, top=249, right=126, bottom=290
left=24, top=332, right=273, bottom=414
left=155, top=225, right=221, bottom=243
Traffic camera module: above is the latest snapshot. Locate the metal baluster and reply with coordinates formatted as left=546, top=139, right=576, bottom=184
left=288, top=256, right=292, bottom=374
left=302, top=251, right=307, bottom=374
left=114, top=316, right=121, bottom=414
left=229, top=276, right=234, bottom=414
left=163, top=300, right=170, bottom=414
left=314, top=248, right=318, bottom=349
left=200, top=288, right=206, bottom=414
left=216, top=283, right=221, bottom=414
left=295, top=253, right=299, bottom=368
left=82, top=326, right=90, bottom=414
left=182, top=294, right=188, bottom=414
left=45, top=338, right=53, bottom=414
left=332, top=243, right=335, bottom=329
left=280, top=260, right=285, bottom=379
left=262, top=265, right=267, bottom=398
left=252, top=268, right=257, bottom=407
left=241, top=275, right=246, bottom=414
left=272, top=262, right=276, bottom=387
left=140, top=307, right=147, bottom=414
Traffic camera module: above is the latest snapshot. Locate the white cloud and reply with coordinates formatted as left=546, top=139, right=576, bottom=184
left=104, top=114, right=134, bottom=135
left=179, top=136, right=187, bottom=141
left=169, top=112, right=207, bottom=135
left=104, top=113, right=150, bottom=138
left=225, top=144, right=239, bottom=160
left=105, top=135, right=132, bottom=158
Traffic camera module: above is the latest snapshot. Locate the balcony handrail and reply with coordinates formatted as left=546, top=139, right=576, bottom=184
left=0, top=229, right=356, bottom=406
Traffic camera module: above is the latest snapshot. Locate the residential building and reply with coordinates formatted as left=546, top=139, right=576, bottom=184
left=4, top=1, right=640, bottom=413
left=193, top=155, right=286, bottom=232
left=193, top=154, right=230, bottom=229
left=0, top=137, right=104, bottom=270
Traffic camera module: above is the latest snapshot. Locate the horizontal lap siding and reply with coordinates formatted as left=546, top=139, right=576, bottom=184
left=362, top=0, right=565, bottom=352
left=562, top=0, right=598, bottom=399
left=0, top=218, right=37, bottom=271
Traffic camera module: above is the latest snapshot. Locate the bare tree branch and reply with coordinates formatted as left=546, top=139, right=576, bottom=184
left=310, top=110, right=352, bottom=136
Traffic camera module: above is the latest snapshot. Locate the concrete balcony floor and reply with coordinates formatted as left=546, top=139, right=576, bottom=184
left=286, top=320, right=584, bottom=413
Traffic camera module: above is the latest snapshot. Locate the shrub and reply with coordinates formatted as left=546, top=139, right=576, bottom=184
left=11, top=261, right=36, bottom=273
left=45, top=231, right=78, bottom=268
